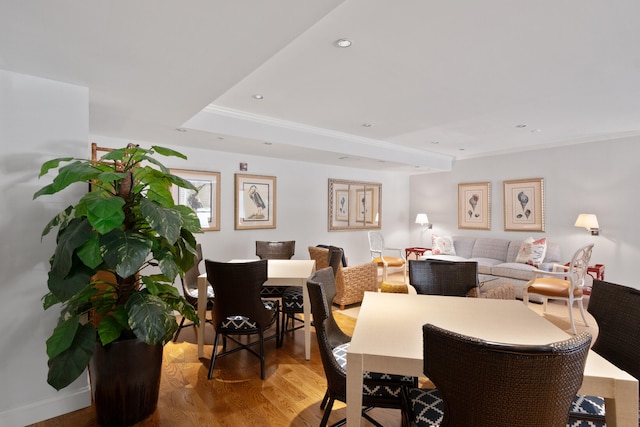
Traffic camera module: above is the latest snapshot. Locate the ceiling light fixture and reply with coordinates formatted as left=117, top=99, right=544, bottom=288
left=431, top=141, right=440, bottom=144
left=264, top=142, right=272, bottom=145
left=335, top=38, right=352, bottom=48
left=516, top=124, right=527, bottom=128
left=176, top=128, right=187, bottom=132
left=362, top=123, right=372, bottom=127
left=252, top=94, right=264, bottom=100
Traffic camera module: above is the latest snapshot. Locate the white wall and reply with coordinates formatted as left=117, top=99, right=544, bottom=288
left=410, top=138, right=640, bottom=289
left=93, top=135, right=412, bottom=266
left=0, top=71, right=92, bottom=425
left=0, top=69, right=410, bottom=425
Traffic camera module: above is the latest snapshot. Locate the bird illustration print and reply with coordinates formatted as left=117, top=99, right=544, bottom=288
left=248, top=185, right=266, bottom=219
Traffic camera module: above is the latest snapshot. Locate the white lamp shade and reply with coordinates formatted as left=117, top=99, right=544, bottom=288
left=574, top=214, right=599, bottom=230
left=415, top=213, right=429, bottom=225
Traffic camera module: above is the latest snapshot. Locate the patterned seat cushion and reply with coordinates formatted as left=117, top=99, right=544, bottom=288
left=568, top=395, right=605, bottom=427
left=332, top=343, right=415, bottom=398
left=260, top=285, right=286, bottom=297
left=220, top=300, right=278, bottom=330
left=282, top=286, right=304, bottom=313
left=407, top=387, right=444, bottom=427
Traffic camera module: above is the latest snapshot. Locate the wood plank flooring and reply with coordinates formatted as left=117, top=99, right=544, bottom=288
left=28, top=307, right=401, bottom=427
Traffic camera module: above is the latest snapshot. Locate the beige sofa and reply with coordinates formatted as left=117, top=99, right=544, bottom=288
left=421, top=236, right=563, bottom=302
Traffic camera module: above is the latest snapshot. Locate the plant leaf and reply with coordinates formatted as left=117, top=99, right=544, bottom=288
left=85, top=193, right=126, bottom=234
left=126, top=293, right=177, bottom=344
left=174, top=205, right=202, bottom=234
left=48, top=263, right=94, bottom=302
left=37, top=157, right=74, bottom=177
left=140, top=198, right=182, bottom=244
left=100, top=229, right=152, bottom=278
left=47, top=323, right=96, bottom=391
left=46, top=316, right=80, bottom=359
left=51, top=218, right=94, bottom=279
left=97, top=315, right=124, bottom=346
left=40, top=206, right=73, bottom=239
left=76, top=233, right=103, bottom=269
left=152, top=145, right=188, bottom=160
left=34, top=161, right=101, bottom=198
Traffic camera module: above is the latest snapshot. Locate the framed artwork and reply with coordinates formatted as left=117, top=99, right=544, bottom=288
left=458, top=182, right=491, bottom=230
left=503, top=178, right=545, bottom=232
left=170, top=169, right=220, bottom=231
left=328, top=178, right=381, bottom=231
left=235, top=173, right=276, bottom=230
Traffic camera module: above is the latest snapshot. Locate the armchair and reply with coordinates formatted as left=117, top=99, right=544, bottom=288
left=368, top=231, right=406, bottom=282
left=308, top=246, right=378, bottom=309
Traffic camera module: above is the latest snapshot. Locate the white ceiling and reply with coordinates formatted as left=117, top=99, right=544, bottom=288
left=2, top=1, right=640, bottom=172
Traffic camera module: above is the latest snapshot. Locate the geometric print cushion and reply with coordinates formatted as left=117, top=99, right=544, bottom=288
left=408, top=387, right=444, bottom=427
left=260, top=285, right=286, bottom=297
left=568, top=395, right=605, bottom=427
left=282, top=286, right=304, bottom=313
left=332, top=343, right=416, bottom=399
left=220, top=300, right=278, bottom=330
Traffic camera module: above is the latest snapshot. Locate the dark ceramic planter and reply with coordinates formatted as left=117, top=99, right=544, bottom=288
left=90, top=338, right=163, bottom=427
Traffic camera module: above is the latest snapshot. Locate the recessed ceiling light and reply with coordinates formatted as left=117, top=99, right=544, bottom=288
left=431, top=141, right=440, bottom=144
left=362, top=123, right=372, bottom=127
left=335, top=38, right=352, bottom=48
left=176, top=128, right=187, bottom=132
left=515, top=124, right=527, bottom=128
left=264, top=142, right=272, bottom=145
left=531, top=128, right=542, bottom=133
left=459, top=148, right=465, bottom=151
left=252, top=94, right=264, bottom=100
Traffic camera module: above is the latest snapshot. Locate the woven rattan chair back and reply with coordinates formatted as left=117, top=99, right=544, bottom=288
left=423, top=324, right=592, bottom=427
left=256, top=240, right=295, bottom=259
left=409, top=259, right=478, bottom=296
left=588, top=279, right=640, bottom=381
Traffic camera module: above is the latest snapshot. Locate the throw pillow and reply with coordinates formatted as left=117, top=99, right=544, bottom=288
left=431, top=235, right=456, bottom=255
left=515, top=237, right=547, bottom=267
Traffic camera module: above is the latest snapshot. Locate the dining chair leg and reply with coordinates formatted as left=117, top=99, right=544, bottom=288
left=320, top=390, right=329, bottom=409
left=320, top=396, right=335, bottom=427
left=577, top=300, right=590, bottom=327
left=259, top=331, right=266, bottom=380
left=208, top=332, right=222, bottom=379
left=568, top=300, right=577, bottom=335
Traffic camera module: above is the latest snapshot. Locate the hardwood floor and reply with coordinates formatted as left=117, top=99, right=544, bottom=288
left=28, top=309, right=402, bottom=427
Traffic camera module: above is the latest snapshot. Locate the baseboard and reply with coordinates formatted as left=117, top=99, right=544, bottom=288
left=0, top=386, right=91, bottom=427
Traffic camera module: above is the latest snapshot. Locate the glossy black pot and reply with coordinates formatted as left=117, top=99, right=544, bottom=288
left=90, top=338, right=163, bottom=427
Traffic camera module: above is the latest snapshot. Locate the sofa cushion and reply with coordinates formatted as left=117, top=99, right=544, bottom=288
left=452, top=236, right=476, bottom=258
left=431, top=235, right=456, bottom=255
left=515, top=237, right=547, bottom=267
left=491, top=262, right=539, bottom=281
left=469, top=257, right=504, bottom=275
left=471, top=238, right=510, bottom=262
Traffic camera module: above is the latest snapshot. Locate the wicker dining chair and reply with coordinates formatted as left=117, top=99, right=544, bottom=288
left=308, top=268, right=416, bottom=427
left=568, top=279, right=640, bottom=425
left=204, top=259, right=280, bottom=380
left=408, top=259, right=479, bottom=297
left=255, top=240, right=296, bottom=298
left=403, top=324, right=592, bottom=427
left=308, top=245, right=378, bottom=309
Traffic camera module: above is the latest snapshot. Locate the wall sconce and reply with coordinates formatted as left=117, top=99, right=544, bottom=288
left=415, top=213, right=432, bottom=229
left=574, top=214, right=600, bottom=235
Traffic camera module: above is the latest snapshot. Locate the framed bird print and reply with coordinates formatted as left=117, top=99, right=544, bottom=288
left=235, top=173, right=276, bottom=230
left=170, top=169, right=220, bottom=231
left=328, top=178, right=381, bottom=231
left=503, top=178, right=545, bottom=232
left=458, top=182, right=490, bottom=230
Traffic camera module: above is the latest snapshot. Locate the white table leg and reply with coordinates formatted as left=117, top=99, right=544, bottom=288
left=604, top=379, right=638, bottom=427
left=346, top=352, right=364, bottom=426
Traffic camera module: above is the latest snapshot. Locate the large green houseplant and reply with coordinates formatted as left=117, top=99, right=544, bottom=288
left=34, top=144, right=201, bottom=423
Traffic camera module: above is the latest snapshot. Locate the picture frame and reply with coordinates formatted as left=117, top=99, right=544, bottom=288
left=235, top=173, right=276, bottom=230
left=458, top=182, right=491, bottom=230
left=170, top=169, right=220, bottom=231
left=503, top=178, right=545, bottom=232
left=328, top=178, right=381, bottom=231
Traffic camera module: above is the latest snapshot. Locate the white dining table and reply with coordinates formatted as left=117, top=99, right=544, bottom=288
left=196, top=259, right=316, bottom=360
left=346, top=291, right=638, bottom=426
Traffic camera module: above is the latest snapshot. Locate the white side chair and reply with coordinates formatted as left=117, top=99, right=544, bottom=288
left=367, top=230, right=406, bottom=282
left=523, top=243, right=594, bottom=334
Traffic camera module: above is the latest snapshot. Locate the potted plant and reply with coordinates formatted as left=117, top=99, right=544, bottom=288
left=34, top=144, right=201, bottom=426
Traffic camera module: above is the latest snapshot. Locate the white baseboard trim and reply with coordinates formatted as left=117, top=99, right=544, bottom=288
left=0, top=386, right=91, bottom=427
